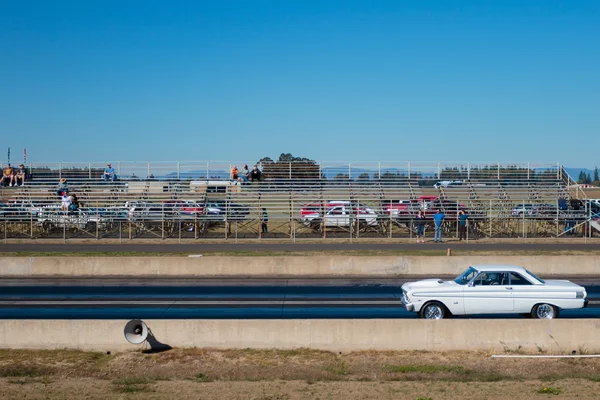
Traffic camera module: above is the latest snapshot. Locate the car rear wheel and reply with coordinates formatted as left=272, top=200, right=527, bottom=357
left=531, top=303, right=558, bottom=319
left=420, top=302, right=446, bottom=320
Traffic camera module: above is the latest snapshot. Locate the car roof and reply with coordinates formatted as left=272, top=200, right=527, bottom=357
left=471, top=265, right=529, bottom=273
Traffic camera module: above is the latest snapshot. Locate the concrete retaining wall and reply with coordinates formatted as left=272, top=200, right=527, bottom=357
left=1, top=319, right=599, bottom=352
left=1, top=256, right=600, bottom=277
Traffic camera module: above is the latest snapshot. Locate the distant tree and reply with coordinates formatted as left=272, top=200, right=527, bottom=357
left=578, top=171, right=586, bottom=184
left=257, top=153, right=320, bottom=181
left=586, top=173, right=592, bottom=185
left=594, top=166, right=599, bottom=183
left=357, top=172, right=371, bottom=182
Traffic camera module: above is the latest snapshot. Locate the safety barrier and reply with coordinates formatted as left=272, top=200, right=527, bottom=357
left=1, top=319, right=598, bottom=352
left=2, top=256, right=600, bottom=277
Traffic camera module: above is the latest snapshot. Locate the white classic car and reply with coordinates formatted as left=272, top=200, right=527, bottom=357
left=401, top=265, right=587, bottom=319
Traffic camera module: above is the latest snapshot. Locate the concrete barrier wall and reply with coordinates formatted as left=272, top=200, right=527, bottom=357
left=1, top=319, right=600, bottom=352
left=1, top=256, right=600, bottom=277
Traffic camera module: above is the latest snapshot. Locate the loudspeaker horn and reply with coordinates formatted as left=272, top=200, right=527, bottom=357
left=124, top=319, right=149, bottom=344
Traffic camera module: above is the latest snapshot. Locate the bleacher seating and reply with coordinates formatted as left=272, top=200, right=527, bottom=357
left=0, top=160, right=593, bottom=239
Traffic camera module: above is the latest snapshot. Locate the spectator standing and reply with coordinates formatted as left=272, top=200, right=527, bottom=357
left=0, top=164, right=15, bottom=187
left=103, top=163, right=117, bottom=182
left=230, top=165, right=239, bottom=181
left=249, top=165, right=262, bottom=182
left=261, top=208, right=268, bottom=234
left=56, top=178, right=68, bottom=197
left=415, top=210, right=426, bottom=243
left=457, top=210, right=468, bottom=241
left=433, top=209, right=445, bottom=243
left=15, top=164, right=27, bottom=186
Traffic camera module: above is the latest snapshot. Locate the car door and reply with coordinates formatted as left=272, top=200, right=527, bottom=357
left=509, top=272, right=538, bottom=313
left=325, top=206, right=348, bottom=227
left=463, top=272, right=513, bottom=314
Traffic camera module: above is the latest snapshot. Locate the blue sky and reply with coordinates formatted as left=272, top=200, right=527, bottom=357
left=1, top=0, right=599, bottom=167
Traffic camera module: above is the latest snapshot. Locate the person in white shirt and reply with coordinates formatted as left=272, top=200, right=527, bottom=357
left=61, top=192, right=72, bottom=212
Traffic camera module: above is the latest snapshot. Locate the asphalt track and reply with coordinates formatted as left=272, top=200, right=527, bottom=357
left=1, top=277, right=599, bottom=319
left=0, top=242, right=599, bottom=253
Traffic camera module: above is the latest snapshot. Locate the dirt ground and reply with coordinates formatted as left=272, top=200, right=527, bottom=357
left=1, top=348, right=600, bottom=399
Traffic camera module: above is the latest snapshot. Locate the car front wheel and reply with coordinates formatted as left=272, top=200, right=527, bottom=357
left=531, top=303, right=558, bottom=319
left=420, top=302, right=446, bottom=320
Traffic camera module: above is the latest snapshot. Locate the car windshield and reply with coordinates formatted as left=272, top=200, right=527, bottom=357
left=454, top=267, right=478, bottom=285
left=525, top=269, right=545, bottom=284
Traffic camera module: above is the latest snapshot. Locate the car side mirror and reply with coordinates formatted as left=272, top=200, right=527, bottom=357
left=468, top=281, right=474, bottom=287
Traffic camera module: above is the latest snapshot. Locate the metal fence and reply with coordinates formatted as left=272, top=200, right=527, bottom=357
left=0, top=197, right=598, bottom=241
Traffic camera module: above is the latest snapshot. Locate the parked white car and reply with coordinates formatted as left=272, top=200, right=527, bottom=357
left=301, top=201, right=378, bottom=228
left=401, top=265, right=587, bottom=319
left=433, top=180, right=463, bottom=189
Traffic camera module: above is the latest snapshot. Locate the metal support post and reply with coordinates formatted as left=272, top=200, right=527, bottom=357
left=489, top=200, right=492, bottom=238
left=522, top=199, right=526, bottom=239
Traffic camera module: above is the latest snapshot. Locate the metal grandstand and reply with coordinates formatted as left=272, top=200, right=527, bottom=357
left=0, top=160, right=598, bottom=240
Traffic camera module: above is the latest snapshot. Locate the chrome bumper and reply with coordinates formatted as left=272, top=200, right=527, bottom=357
left=401, top=296, right=414, bottom=312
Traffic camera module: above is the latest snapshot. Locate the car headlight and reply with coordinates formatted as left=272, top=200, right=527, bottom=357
left=576, top=291, right=585, bottom=299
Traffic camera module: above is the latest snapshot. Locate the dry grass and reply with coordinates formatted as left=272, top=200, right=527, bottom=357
left=1, top=348, right=600, bottom=399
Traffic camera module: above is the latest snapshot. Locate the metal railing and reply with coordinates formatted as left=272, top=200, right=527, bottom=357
left=0, top=161, right=566, bottom=183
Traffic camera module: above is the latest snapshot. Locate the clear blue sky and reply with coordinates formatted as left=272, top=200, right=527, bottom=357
left=1, top=0, right=598, bottom=167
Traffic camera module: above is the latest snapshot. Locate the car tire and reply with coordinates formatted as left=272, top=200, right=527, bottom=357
left=531, top=303, right=558, bottom=319
left=420, top=301, right=446, bottom=320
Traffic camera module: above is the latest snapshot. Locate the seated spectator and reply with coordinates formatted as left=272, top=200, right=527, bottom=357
left=103, top=163, right=118, bottom=182
left=0, top=164, right=15, bottom=187
left=249, top=165, right=262, bottom=181
left=61, top=192, right=71, bottom=212
left=240, top=165, right=250, bottom=183
left=68, top=194, right=81, bottom=213
left=230, top=165, right=239, bottom=181
left=14, top=164, right=27, bottom=186
left=56, top=178, right=68, bottom=197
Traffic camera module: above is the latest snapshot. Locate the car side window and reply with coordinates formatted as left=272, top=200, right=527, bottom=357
left=329, top=207, right=344, bottom=215
left=472, top=272, right=509, bottom=286
left=510, top=272, right=532, bottom=285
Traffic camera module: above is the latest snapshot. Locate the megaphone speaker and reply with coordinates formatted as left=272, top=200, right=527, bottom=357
left=124, top=319, right=149, bottom=344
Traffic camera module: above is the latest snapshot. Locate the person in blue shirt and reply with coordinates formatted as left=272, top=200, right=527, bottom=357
left=433, top=209, right=445, bottom=242
left=457, top=210, right=468, bottom=240
left=103, top=163, right=118, bottom=182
